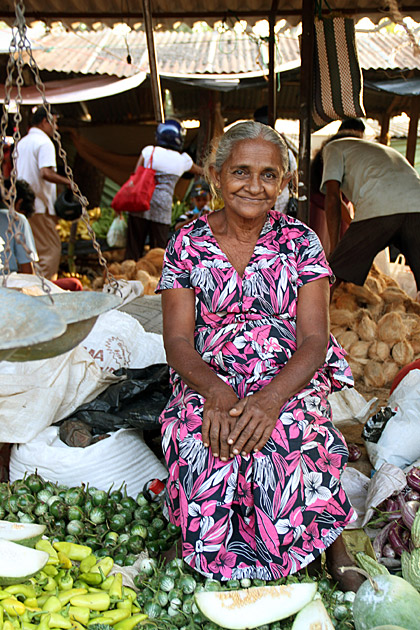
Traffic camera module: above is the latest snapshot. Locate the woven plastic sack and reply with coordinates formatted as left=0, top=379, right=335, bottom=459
left=313, top=17, right=365, bottom=126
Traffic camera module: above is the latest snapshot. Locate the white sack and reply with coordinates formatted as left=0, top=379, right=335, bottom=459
left=9, top=426, right=167, bottom=497
left=365, top=369, right=420, bottom=470
left=0, top=346, right=118, bottom=443
left=330, top=387, right=377, bottom=426
left=341, top=467, right=370, bottom=529
left=82, top=309, right=165, bottom=373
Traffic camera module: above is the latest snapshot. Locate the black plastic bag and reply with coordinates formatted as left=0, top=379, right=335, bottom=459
left=58, top=364, right=171, bottom=434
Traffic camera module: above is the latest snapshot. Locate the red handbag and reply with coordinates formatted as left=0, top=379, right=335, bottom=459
left=111, top=149, right=156, bottom=213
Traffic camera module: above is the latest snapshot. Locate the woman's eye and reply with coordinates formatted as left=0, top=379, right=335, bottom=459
left=264, top=172, right=276, bottom=180
left=234, top=169, right=245, bottom=176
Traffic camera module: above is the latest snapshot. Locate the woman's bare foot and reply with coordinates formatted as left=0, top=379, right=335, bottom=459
left=325, top=535, right=365, bottom=592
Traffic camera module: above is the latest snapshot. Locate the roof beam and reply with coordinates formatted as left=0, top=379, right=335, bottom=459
left=2, top=5, right=420, bottom=20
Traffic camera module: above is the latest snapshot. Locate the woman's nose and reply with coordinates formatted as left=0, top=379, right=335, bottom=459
left=247, top=174, right=262, bottom=193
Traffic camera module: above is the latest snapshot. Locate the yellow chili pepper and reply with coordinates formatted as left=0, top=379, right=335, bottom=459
left=21, top=623, right=37, bottom=630
left=78, top=556, right=96, bottom=574
left=108, top=574, right=122, bottom=600
left=115, top=601, right=132, bottom=612
left=47, top=613, right=72, bottom=629
left=87, top=610, right=129, bottom=626
left=0, top=606, right=3, bottom=630
left=42, top=567, right=58, bottom=578
left=56, top=573, right=73, bottom=592
left=3, top=622, right=16, bottom=630
left=53, top=543, right=92, bottom=563
left=68, top=607, right=90, bottom=626
left=0, top=598, right=26, bottom=617
left=99, top=577, right=113, bottom=592
left=37, top=613, right=50, bottom=630
left=77, top=574, right=102, bottom=587
left=43, top=578, right=57, bottom=593
left=42, top=597, right=62, bottom=614
left=69, top=593, right=110, bottom=612
left=130, top=606, right=141, bottom=614
left=4, top=586, right=36, bottom=600
left=57, top=590, right=87, bottom=607
left=69, top=622, right=85, bottom=630
left=23, top=599, right=38, bottom=610
left=57, top=553, right=72, bottom=571
left=35, top=541, right=59, bottom=565
left=121, top=587, right=136, bottom=603
left=89, top=558, right=113, bottom=577
left=113, top=614, right=148, bottom=630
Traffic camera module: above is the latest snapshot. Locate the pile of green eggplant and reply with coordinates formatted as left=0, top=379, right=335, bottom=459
left=0, top=475, right=180, bottom=566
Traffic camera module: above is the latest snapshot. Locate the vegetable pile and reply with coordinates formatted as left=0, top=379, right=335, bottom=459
left=0, top=476, right=180, bottom=567
left=0, top=532, right=147, bottom=630
left=366, top=467, right=420, bottom=569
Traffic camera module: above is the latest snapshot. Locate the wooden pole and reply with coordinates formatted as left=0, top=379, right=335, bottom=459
left=142, top=0, right=164, bottom=123
left=379, top=112, right=391, bottom=145
left=297, top=0, right=314, bottom=225
left=406, top=96, right=420, bottom=166
left=267, top=0, right=279, bottom=128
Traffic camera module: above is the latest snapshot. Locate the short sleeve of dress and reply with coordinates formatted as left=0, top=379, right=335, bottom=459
left=295, top=222, right=334, bottom=288
left=156, top=230, right=193, bottom=292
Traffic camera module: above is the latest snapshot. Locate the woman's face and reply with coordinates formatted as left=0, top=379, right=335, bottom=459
left=211, top=138, right=288, bottom=220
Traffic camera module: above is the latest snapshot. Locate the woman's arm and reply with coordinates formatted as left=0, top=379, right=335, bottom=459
left=162, top=288, right=239, bottom=460
left=226, top=276, right=330, bottom=456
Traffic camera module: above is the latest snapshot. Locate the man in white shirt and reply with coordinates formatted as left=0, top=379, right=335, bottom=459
left=321, top=134, right=420, bottom=292
left=16, top=106, right=70, bottom=280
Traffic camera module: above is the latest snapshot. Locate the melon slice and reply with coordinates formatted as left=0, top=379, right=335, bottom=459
left=195, top=582, right=317, bottom=629
left=0, top=520, right=46, bottom=547
left=291, top=599, right=334, bottom=630
left=0, top=539, right=49, bottom=585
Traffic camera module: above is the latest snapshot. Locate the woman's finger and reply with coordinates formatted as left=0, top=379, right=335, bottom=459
left=229, top=417, right=260, bottom=455
left=234, top=424, right=265, bottom=456
left=201, top=410, right=211, bottom=448
left=208, top=416, right=221, bottom=458
left=252, top=425, right=276, bottom=453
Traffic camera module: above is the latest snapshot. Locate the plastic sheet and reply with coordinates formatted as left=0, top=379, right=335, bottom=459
left=58, top=363, right=170, bottom=433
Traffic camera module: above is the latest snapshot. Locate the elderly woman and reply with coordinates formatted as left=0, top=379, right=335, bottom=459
left=156, top=122, right=358, bottom=589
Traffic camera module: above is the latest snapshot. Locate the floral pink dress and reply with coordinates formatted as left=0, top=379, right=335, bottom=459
left=156, top=211, right=356, bottom=581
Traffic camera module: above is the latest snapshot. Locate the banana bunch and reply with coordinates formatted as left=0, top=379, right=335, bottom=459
left=57, top=208, right=102, bottom=242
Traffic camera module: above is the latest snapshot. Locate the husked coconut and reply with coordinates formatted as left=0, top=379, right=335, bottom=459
left=407, top=300, right=420, bottom=316
left=383, top=360, right=400, bottom=385
left=334, top=293, right=359, bottom=312
left=377, top=312, right=406, bottom=344
left=381, top=286, right=409, bottom=304
left=120, top=259, right=137, bottom=279
left=384, top=301, right=406, bottom=314
left=364, top=360, right=386, bottom=388
left=347, top=358, right=365, bottom=380
left=144, top=276, right=160, bottom=295
left=349, top=340, right=371, bottom=359
left=335, top=330, right=359, bottom=349
left=108, top=262, right=122, bottom=275
left=366, top=302, right=384, bottom=321
left=144, top=247, right=165, bottom=273
left=400, top=312, right=420, bottom=336
left=368, top=340, right=390, bottom=362
left=356, top=312, right=377, bottom=341
left=365, top=274, right=384, bottom=295
left=330, top=326, right=347, bottom=338
left=346, top=282, right=382, bottom=305
left=392, top=340, right=414, bottom=366
left=136, top=258, right=157, bottom=275
left=330, top=308, right=357, bottom=328
left=409, top=336, right=420, bottom=354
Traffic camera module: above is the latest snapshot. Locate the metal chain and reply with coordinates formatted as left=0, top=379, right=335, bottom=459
left=1, top=0, right=120, bottom=294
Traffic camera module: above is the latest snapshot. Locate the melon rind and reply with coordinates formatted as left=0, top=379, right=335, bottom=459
left=353, top=574, right=420, bottom=630
left=0, top=539, right=49, bottom=585
left=195, top=582, right=317, bottom=630
left=291, top=598, right=334, bottom=630
left=0, top=521, right=46, bottom=548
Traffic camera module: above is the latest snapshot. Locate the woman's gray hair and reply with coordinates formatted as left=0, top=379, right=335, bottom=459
left=204, top=121, right=289, bottom=199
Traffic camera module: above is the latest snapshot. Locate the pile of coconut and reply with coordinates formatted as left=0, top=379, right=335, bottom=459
left=92, top=247, right=165, bottom=295
left=330, top=264, right=420, bottom=388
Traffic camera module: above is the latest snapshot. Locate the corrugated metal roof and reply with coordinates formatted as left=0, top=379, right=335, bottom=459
left=2, top=0, right=420, bottom=28
left=15, top=28, right=420, bottom=78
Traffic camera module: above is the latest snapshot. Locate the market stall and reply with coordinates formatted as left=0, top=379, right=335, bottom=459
left=1, top=0, right=420, bottom=628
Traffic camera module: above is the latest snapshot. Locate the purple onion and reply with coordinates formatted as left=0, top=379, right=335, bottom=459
left=373, top=521, right=394, bottom=558
left=407, top=467, right=420, bottom=491
left=406, top=489, right=420, bottom=502
left=397, top=494, right=420, bottom=530
left=385, top=498, right=401, bottom=520
left=382, top=543, right=396, bottom=559
left=388, top=521, right=410, bottom=556
left=348, top=443, right=362, bottom=462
